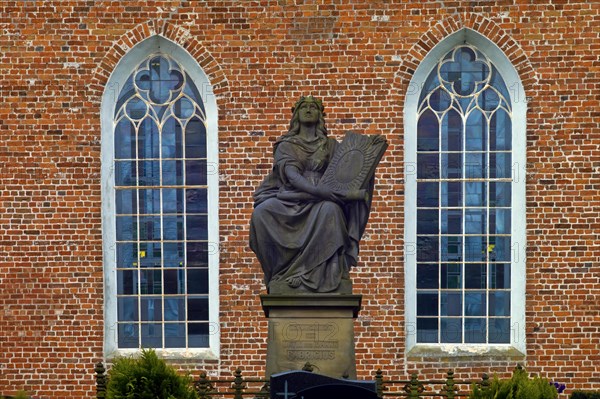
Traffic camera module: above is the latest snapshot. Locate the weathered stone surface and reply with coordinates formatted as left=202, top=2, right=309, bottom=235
left=262, top=294, right=362, bottom=379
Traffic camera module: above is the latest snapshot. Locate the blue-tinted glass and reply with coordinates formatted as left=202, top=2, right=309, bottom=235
left=139, top=189, right=161, bottom=214
left=164, top=297, right=185, bottom=321
left=417, top=292, right=438, bottom=316
left=489, top=292, right=510, bottom=317
left=441, top=209, right=462, bottom=234
left=417, top=153, right=439, bottom=179
left=441, top=293, right=462, bottom=316
left=138, top=118, right=160, bottom=159
left=489, top=67, right=511, bottom=104
left=117, top=270, right=138, bottom=295
left=162, top=160, right=183, bottom=186
left=125, top=97, right=148, bottom=120
left=428, top=88, right=452, bottom=112
left=489, top=236, right=511, bottom=262
left=184, top=72, right=205, bottom=106
left=185, top=160, right=207, bottom=186
left=441, top=318, right=462, bottom=343
left=116, top=189, right=137, bottom=215
left=419, top=69, right=440, bottom=103
left=140, top=270, right=161, bottom=295
left=139, top=242, right=161, bottom=268
left=117, top=242, right=137, bottom=268
left=417, top=318, right=438, bottom=343
left=115, top=75, right=135, bottom=117
left=465, top=264, right=486, bottom=289
left=465, top=235, right=486, bottom=262
left=417, top=264, right=438, bottom=289
left=175, top=97, right=195, bottom=119
left=441, top=109, right=462, bottom=151
left=165, top=323, right=186, bottom=348
left=188, top=268, right=209, bottom=294
left=465, top=318, right=486, bottom=343
left=162, top=118, right=183, bottom=158
left=441, top=153, right=462, bottom=178
left=489, top=318, right=510, bottom=343
left=440, top=47, right=489, bottom=96
left=140, top=297, right=162, bottom=321
left=441, top=236, right=462, bottom=262
left=186, top=215, right=208, bottom=240
left=163, top=242, right=185, bottom=268
left=490, top=152, right=511, bottom=178
left=464, top=292, right=486, bottom=316
left=417, top=110, right=439, bottom=151
left=186, top=189, right=208, bottom=213
left=115, top=118, right=136, bottom=159
left=465, top=152, right=485, bottom=178
left=490, top=109, right=511, bottom=150
left=441, top=182, right=462, bottom=207
left=138, top=216, right=161, bottom=241
left=163, top=216, right=184, bottom=241
left=417, top=182, right=439, bottom=207
left=441, top=263, right=462, bottom=289
left=115, top=161, right=136, bottom=186
left=490, top=182, right=511, bottom=207
left=162, top=189, right=184, bottom=214
left=417, top=236, right=438, bottom=262
left=116, top=216, right=137, bottom=241
left=466, top=109, right=486, bottom=151
left=187, top=242, right=209, bottom=267
left=138, top=160, right=160, bottom=186
left=188, top=297, right=209, bottom=321
left=490, top=264, right=511, bottom=289
left=118, top=297, right=138, bottom=321
left=465, top=182, right=486, bottom=206
left=490, top=209, right=510, bottom=234
left=141, top=323, right=162, bottom=348
left=118, top=324, right=139, bottom=348
left=188, top=323, right=210, bottom=348
left=186, top=118, right=207, bottom=158
left=138, top=56, right=183, bottom=104
left=465, top=209, right=486, bottom=234
left=417, top=210, right=438, bottom=234
left=164, top=270, right=185, bottom=295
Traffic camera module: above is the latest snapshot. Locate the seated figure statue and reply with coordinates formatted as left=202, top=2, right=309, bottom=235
left=249, top=96, right=375, bottom=294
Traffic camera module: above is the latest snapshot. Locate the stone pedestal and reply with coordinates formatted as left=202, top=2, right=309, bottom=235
left=261, top=294, right=362, bottom=379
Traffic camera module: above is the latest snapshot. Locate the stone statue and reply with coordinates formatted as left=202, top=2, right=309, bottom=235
left=249, top=96, right=386, bottom=294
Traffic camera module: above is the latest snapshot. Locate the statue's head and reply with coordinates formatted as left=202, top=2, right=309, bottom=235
left=287, top=95, right=328, bottom=137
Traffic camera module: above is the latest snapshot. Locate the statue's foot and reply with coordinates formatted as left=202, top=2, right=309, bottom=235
left=286, top=276, right=302, bottom=288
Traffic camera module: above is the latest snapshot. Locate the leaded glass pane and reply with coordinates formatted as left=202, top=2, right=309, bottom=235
left=114, top=54, right=209, bottom=349
left=416, top=45, right=513, bottom=344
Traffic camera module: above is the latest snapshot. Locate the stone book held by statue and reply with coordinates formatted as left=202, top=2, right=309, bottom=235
left=317, top=131, right=388, bottom=202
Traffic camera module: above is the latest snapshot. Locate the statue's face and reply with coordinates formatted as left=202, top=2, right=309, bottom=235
left=297, top=101, right=320, bottom=124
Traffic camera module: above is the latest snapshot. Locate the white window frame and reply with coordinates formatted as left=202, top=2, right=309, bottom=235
left=404, top=28, right=526, bottom=357
left=101, top=35, right=220, bottom=359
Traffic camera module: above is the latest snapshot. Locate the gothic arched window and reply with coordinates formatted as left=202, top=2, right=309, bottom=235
left=405, top=31, right=526, bottom=354
left=102, top=37, right=219, bottom=357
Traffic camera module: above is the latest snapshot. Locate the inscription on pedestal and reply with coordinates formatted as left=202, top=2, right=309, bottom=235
left=267, top=318, right=354, bottom=378
left=279, top=322, right=338, bottom=361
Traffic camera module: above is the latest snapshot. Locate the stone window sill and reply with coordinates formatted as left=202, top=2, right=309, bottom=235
left=407, top=345, right=526, bottom=362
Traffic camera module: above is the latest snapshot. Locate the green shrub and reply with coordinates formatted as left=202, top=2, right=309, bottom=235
left=106, top=348, right=198, bottom=399
left=0, top=390, right=29, bottom=399
left=570, top=392, right=600, bottom=399
left=469, top=366, right=558, bottom=399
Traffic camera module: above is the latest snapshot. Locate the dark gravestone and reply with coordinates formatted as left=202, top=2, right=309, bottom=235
left=270, top=371, right=377, bottom=399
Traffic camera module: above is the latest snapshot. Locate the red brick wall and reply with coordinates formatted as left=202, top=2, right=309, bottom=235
left=1, top=1, right=599, bottom=397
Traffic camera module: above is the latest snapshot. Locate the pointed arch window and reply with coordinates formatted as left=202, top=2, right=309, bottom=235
left=102, top=37, right=219, bottom=357
left=405, top=31, right=526, bottom=355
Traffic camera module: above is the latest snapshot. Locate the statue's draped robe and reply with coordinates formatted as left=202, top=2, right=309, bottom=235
left=250, top=134, right=373, bottom=293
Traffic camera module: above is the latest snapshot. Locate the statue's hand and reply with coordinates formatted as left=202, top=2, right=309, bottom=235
left=344, top=189, right=369, bottom=202
left=315, top=185, right=341, bottom=203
